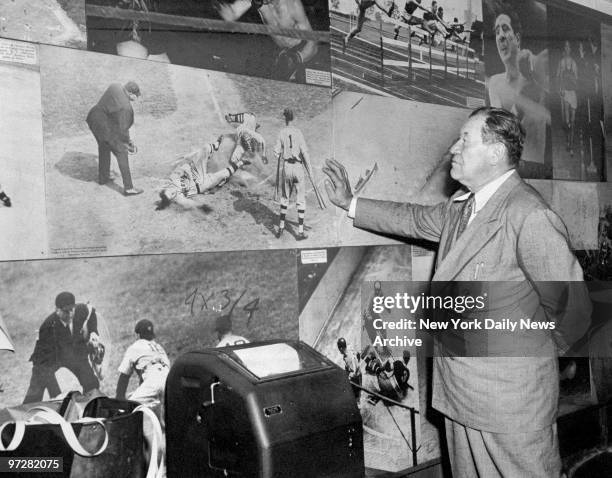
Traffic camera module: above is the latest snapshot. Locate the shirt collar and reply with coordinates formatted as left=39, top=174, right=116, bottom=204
left=453, top=169, right=515, bottom=213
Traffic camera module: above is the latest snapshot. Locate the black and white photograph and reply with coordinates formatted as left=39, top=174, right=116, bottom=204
left=0, top=39, right=49, bottom=261
left=298, top=246, right=428, bottom=472
left=0, top=0, right=86, bottom=48
left=0, top=248, right=298, bottom=407
left=39, top=45, right=334, bottom=257
left=330, top=90, right=468, bottom=247
left=483, top=0, right=552, bottom=178
left=602, top=23, right=612, bottom=180
left=85, top=0, right=331, bottom=87
left=330, top=0, right=485, bottom=107
left=548, top=5, right=605, bottom=181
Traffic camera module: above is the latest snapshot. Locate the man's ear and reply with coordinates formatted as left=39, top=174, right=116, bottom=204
left=489, top=143, right=506, bottom=165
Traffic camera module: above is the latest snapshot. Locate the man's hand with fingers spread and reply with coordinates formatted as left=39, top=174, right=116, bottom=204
left=322, top=159, right=354, bottom=211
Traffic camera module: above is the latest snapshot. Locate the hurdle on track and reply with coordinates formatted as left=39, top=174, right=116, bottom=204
left=379, top=18, right=476, bottom=86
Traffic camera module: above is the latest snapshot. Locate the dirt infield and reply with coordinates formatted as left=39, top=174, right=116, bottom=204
left=40, top=45, right=336, bottom=257
left=0, top=249, right=298, bottom=407
left=0, top=60, right=48, bottom=261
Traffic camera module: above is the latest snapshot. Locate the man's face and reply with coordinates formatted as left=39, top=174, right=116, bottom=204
left=494, top=14, right=520, bottom=64
left=57, top=305, right=75, bottom=322
left=449, top=114, right=498, bottom=190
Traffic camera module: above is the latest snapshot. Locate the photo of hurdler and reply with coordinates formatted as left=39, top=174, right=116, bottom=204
left=548, top=6, right=605, bottom=182
left=0, top=0, right=86, bottom=48
left=0, top=39, right=49, bottom=261
left=297, top=245, right=433, bottom=472
left=85, top=0, right=331, bottom=87
left=330, top=0, right=485, bottom=108
left=0, top=249, right=298, bottom=407
left=39, top=45, right=335, bottom=257
left=483, top=0, right=552, bottom=179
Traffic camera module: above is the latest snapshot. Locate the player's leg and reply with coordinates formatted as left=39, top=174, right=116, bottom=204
left=278, top=168, right=290, bottom=238
left=23, top=364, right=58, bottom=404
left=98, top=141, right=112, bottom=185
left=345, top=7, right=367, bottom=46
left=0, top=184, right=11, bottom=207
left=296, top=166, right=307, bottom=240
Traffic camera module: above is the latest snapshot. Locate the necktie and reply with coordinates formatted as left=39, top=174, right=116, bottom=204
left=456, top=193, right=475, bottom=239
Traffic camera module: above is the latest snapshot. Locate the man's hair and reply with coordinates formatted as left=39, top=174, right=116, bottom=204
left=493, top=7, right=522, bottom=39
left=283, top=108, right=294, bottom=122
left=470, top=107, right=525, bottom=166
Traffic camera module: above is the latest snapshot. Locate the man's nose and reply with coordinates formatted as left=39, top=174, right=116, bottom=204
left=449, top=140, right=461, bottom=154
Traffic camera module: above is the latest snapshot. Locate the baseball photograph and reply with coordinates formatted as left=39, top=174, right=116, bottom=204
left=40, top=44, right=336, bottom=257
left=0, top=39, right=49, bottom=261
left=0, top=248, right=298, bottom=408
left=85, top=0, right=331, bottom=87
left=0, top=0, right=87, bottom=48
left=297, top=245, right=441, bottom=472
left=330, top=0, right=485, bottom=108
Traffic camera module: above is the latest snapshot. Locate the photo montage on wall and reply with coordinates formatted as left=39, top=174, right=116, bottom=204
left=39, top=44, right=332, bottom=257
left=0, top=38, right=48, bottom=260
left=0, top=0, right=87, bottom=48
left=85, top=0, right=331, bottom=87
left=297, top=245, right=425, bottom=473
left=548, top=4, right=605, bottom=181
left=330, top=0, right=485, bottom=108
left=0, top=248, right=298, bottom=407
left=483, top=0, right=552, bottom=179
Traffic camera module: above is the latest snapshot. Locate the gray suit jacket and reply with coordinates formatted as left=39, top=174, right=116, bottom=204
left=354, top=171, right=591, bottom=432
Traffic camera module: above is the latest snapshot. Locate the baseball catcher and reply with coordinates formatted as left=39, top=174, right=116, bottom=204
left=157, top=135, right=251, bottom=210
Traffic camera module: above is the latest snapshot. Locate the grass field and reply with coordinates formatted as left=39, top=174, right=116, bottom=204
left=0, top=249, right=298, bottom=407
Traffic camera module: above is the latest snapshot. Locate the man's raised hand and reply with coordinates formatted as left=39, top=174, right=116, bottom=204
left=323, top=159, right=353, bottom=211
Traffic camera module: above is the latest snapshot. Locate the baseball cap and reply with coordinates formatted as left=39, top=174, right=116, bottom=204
left=135, top=319, right=155, bottom=338
left=124, top=81, right=141, bottom=97
left=283, top=108, right=294, bottom=121
left=55, top=292, right=76, bottom=309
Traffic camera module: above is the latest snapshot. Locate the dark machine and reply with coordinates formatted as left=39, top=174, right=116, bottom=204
left=165, top=340, right=364, bottom=477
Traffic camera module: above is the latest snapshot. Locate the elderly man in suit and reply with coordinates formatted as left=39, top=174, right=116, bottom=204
left=323, top=106, right=591, bottom=477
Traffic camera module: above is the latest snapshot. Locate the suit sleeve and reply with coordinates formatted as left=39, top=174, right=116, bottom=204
left=517, top=208, right=592, bottom=354
left=354, top=198, right=447, bottom=243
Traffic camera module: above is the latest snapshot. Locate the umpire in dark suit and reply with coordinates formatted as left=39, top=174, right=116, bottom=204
left=86, top=81, right=143, bottom=196
left=23, top=292, right=100, bottom=404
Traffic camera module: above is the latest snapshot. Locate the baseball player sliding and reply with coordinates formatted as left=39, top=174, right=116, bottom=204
left=157, top=135, right=251, bottom=210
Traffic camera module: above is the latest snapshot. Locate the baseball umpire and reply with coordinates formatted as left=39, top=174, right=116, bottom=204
left=86, top=81, right=143, bottom=196
left=23, top=292, right=100, bottom=403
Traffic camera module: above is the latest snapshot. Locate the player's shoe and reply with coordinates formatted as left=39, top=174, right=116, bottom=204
left=276, top=228, right=284, bottom=239
left=2, top=196, right=11, bottom=207
left=296, top=232, right=308, bottom=241
left=394, top=28, right=400, bottom=40
left=124, top=187, right=144, bottom=196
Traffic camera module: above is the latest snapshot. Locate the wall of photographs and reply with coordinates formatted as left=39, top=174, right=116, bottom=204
left=1, top=0, right=612, bottom=476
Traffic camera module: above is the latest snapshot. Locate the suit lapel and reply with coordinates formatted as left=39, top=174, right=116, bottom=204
left=434, top=171, right=522, bottom=281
